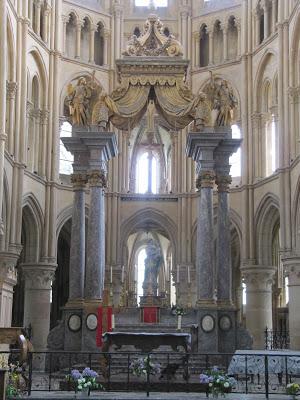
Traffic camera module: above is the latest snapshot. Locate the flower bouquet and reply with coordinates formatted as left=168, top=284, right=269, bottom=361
left=129, top=356, right=161, bottom=378
left=66, top=368, right=102, bottom=396
left=199, top=366, right=236, bottom=398
left=286, top=383, right=300, bottom=399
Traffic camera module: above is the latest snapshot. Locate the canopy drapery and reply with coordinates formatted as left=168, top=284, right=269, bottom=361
left=106, top=80, right=199, bottom=131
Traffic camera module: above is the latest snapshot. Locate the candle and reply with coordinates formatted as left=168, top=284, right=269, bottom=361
left=176, top=265, right=180, bottom=283
left=111, top=314, right=115, bottom=330
left=110, top=266, right=113, bottom=284
left=187, top=266, right=191, bottom=284
left=121, top=265, right=125, bottom=283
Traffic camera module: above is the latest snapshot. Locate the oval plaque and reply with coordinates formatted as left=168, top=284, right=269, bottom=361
left=86, top=313, right=98, bottom=331
left=201, top=314, right=215, bottom=333
left=219, top=315, right=232, bottom=332
left=68, top=314, right=81, bottom=332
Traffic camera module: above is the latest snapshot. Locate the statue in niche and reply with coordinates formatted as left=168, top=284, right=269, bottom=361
left=92, top=92, right=110, bottom=131
left=143, top=241, right=163, bottom=297
left=204, top=72, right=238, bottom=127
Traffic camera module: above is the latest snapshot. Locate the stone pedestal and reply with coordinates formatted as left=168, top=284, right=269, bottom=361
left=22, top=263, right=56, bottom=369
left=282, top=256, right=300, bottom=350
left=242, top=266, right=275, bottom=349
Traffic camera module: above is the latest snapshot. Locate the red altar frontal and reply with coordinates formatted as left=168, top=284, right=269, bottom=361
left=141, top=306, right=160, bottom=323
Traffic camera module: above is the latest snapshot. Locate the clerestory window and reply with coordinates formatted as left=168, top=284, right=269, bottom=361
left=135, top=0, right=168, bottom=7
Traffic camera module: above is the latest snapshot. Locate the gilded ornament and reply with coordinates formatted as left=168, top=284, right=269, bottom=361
left=87, top=170, right=107, bottom=188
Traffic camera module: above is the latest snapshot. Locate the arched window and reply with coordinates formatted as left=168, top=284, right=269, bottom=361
left=59, top=121, right=73, bottom=175
left=94, top=23, right=104, bottom=66
left=66, top=13, right=76, bottom=58
left=230, top=124, right=241, bottom=177
left=200, top=25, right=209, bottom=67
left=81, top=18, right=90, bottom=62
left=135, top=0, right=168, bottom=6
left=136, top=151, right=158, bottom=194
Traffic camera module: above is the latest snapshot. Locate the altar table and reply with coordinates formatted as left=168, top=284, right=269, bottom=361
left=102, top=331, right=191, bottom=353
left=228, top=350, right=300, bottom=375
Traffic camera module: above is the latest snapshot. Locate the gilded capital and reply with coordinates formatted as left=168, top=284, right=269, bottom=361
left=87, top=169, right=107, bottom=188
left=216, top=175, right=232, bottom=192
left=71, top=173, right=87, bottom=189
left=196, top=170, right=215, bottom=189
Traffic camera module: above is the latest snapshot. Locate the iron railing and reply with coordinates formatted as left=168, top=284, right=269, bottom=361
left=3, top=349, right=300, bottom=398
left=265, top=328, right=290, bottom=350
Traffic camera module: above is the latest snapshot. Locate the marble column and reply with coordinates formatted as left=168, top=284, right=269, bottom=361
left=0, top=251, right=20, bottom=327
left=22, top=263, right=56, bottom=367
left=242, top=266, right=275, bottom=349
left=103, top=29, right=110, bottom=66
left=222, top=25, right=228, bottom=61
left=216, top=174, right=232, bottom=305
left=208, top=28, right=214, bottom=65
left=0, top=0, right=7, bottom=240
left=69, top=173, right=87, bottom=302
left=263, top=0, right=270, bottom=39
left=193, top=32, right=199, bottom=68
left=282, top=256, right=300, bottom=350
left=85, top=169, right=107, bottom=300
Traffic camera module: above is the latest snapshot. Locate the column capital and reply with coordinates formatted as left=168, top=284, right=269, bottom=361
left=282, top=255, right=300, bottom=284
left=0, top=251, right=21, bottom=286
left=196, top=170, right=215, bottom=189
left=71, top=173, right=87, bottom=189
left=34, top=0, right=42, bottom=8
left=288, top=86, right=300, bottom=103
left=216, top=175, right=232, bottom=192
left=193, top=31, right=200, bottom=41
left=21, top=263, right=57, bottom=290
left=241, top=265, right=276, bottom=290
left=6, top=81, right=17, bottom=99
left=62, top=15, right=69, bottom=24
left=220, top=22, right=228, bottom=33
left=76, top=20, right=84, bottom=30
left=103, top=28, right=111, bottom=38
left=40, top=109, right=50, bottom=125
left=87, top=169, right=107, bottom=188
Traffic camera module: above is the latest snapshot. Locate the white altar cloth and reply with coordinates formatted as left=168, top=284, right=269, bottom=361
left=228, top=350, right=300, bottom=375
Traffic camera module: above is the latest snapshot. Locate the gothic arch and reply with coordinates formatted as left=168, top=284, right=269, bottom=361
left=22, top=194, right=44, bottom=263
left=255, top=193, right=280, bottom=265
left=119, top=208, right=178, bottom=264
left=290, top=7, right=300, bottom=86
left=27, top=48, right=48, bottom=107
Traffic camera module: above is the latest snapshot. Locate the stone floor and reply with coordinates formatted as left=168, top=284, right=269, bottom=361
left=18, top=392, right=291, bottom=399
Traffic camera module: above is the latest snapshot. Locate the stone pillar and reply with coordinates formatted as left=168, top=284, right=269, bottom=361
left=193, top=32, right=199, bottom=67
left=103, top=29, right=110, bottom=66
left=89, top=24, right=96, bottom=63
left=208, top=27, right=214, bottom=65
left=0, top=0, right=7, bottom=240
left=242, top=266, right=275, bottom=349
left=263, top=0, right=270, bottom=39
left=255, top=12, right=260, bottom=46
left=40, top=110, right=49, bottom=177
left=271, top=0, right=277, bottom=32
left=113, top=5, right=122, bottom=59
left=282, top=256, right=300, bottom=350
left=0, top=251, right=20, bottom=327
left=222, top=24, right=228, bottom=61
left=42, top=6, right=50, bottom=43
left=216, top=174, right=232, bottom=305
left=180, top=9, right=188, bottom=58
left=85, top=169, right=107, bottom=300
left=6, top=82, right=17, bottom=157
left=62, top=15, right=68, bottom=55
left=34, top=0, right=41, bottom=36
left=22, top=264, right=56, bottom=367
left=236, top=19, right=242, bottom=56
left=68, top=173, right=87, bottom=303
left=75, top=21, right=82, bottom=59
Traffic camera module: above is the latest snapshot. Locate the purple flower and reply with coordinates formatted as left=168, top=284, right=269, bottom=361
left=200, top=373, right=210, bottom=384
left=82, top=368, right=98, bottom=378
left=212, top=366, right=219, bottom=372
left=71, top=369, right=82, bottom=380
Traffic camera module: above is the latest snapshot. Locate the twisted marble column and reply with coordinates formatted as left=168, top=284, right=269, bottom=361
left=69, top=173, right=86, bottom=302
left=196, top=170, right=215, bottom=305
left=85, top=169, right=107, bottom=300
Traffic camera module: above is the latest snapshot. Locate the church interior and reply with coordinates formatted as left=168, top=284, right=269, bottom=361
left=1, top=0, right=300, bottom=397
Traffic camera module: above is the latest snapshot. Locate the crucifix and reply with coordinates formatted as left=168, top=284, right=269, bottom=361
left=137, top=100, right=164, bottom=193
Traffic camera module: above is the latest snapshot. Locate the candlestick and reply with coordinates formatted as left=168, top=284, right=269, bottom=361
left=111, top=314, right=115, bottom=330
left=110, top=266, right=113, bottom=284
left=187, top=266, right=190, bottom=284
left=121, top=265, right=124, bottom=283
left=176, top=265, right=180, bottom=283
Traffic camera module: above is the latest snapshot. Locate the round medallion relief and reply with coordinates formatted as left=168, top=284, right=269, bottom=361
left=68, top=314, right=81, bottom=332
left=201, top=314, right=215, bottom=333
left=219, top=315, right=232, bottom=332
left=86, top=313, right=98, bottom=331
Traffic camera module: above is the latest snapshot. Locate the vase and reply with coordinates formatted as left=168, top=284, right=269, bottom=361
left=75, top=388, right=90, bottom=398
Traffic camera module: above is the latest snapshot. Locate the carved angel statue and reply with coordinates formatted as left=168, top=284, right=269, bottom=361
left=66, top=72, right=101, bottom=126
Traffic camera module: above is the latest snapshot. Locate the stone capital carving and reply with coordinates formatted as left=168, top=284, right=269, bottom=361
left=241, top=266, right=276, bottom=291
left=87, top=169, right=107, bottom=188
left=21, top=263, right=57, bottom=290
left=40, top=109, right=50, bottom=125
left=288, top=86, right=300, bottom=103
left=103, top=28, right=110, bottom=38
left=71, top=173, right=87, bottom=189
left=282, top=255, right=300, bottom=285
left=196, top=170, right=215, bottom=189
left=216, top=175, right=232, bottom=192
left=6, top=81, right=17, bottom=99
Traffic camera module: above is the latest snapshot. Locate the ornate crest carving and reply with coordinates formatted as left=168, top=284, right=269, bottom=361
left=123, top=14, right=183, bottom=57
